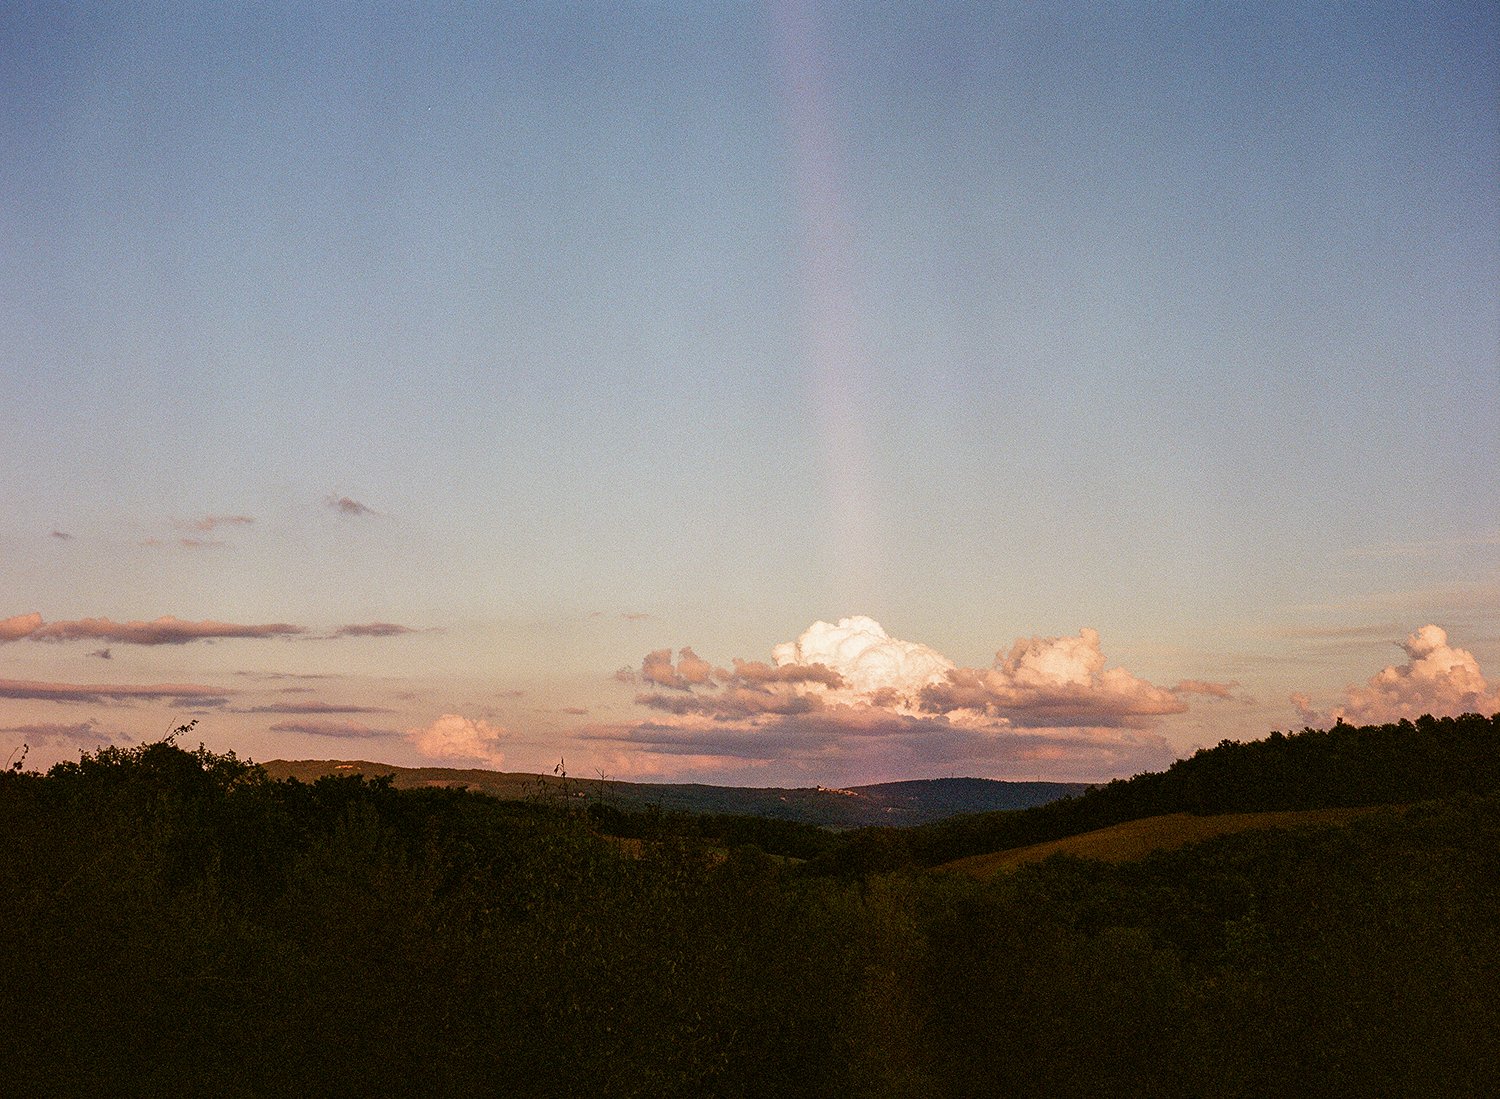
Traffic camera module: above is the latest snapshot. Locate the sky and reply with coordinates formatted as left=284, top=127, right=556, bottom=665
left=3, top=1, right=1497, bottom=785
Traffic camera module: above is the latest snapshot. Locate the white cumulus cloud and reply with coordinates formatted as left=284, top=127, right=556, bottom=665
left=410, top=714, right=509, bottom=767
left=1294, top=624, right=1500, bottom=725
left=770, top=615, right=953, bottom=699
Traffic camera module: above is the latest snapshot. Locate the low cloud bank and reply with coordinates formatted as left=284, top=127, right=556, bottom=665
left=1294, top=625, right=1500, bottom=726
left=590, top=617, right=1208, bottom=782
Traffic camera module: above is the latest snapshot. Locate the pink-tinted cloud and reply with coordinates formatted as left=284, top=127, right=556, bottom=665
left=0, top=719, right=132, bottom=747
left=238, top=700, right=395, bottom=715
left=327, top=495, right=377, bottom=517
left=916, top=628, right=1187, bottom=730
left=635, top=685, right=825, bottom=720
left=1294, top=624, right=1500, bottom=726
left=24, top=616, right=305, bottom=645
left=1171, top=679, right=1239, bottom=699
left=596, top=618, right=1191, bottom=782
left=640, top=647, right=717, bottom=690
left=0, top=612, right=43, bottom=642
left=410, top=714, right=508, bottom=767
left=268, top=719, right=400, bottom=739
left=727, top=659, right=845, bottom=688
left=177, top=537, right=226, bottom=550
left=0, top=678, right=231, bottom=706
left=50, top=530, right=72, bottom=540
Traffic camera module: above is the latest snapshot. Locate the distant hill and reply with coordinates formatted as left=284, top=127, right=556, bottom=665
left=257, top=760, right=1088, bottom=828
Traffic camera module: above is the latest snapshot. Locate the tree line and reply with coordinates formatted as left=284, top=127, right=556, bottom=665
left=2, top=715, right=1496, bottom=1096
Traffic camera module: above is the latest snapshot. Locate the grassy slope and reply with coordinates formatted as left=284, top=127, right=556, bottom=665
left=940, top=804, right=1401, bottom=877
left=895, top=714, right=1500, bottom=869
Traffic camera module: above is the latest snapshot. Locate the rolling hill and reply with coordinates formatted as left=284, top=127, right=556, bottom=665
left=257, top=759, right=1089, bottom=827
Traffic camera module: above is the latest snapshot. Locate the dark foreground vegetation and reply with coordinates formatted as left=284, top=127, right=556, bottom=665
left=3, top=715, right=1498, bottom=1097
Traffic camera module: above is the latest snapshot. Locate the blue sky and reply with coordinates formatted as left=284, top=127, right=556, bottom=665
left=3, top=2, right=1496, bottom=782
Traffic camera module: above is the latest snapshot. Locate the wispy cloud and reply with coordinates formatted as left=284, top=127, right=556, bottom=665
left=1170, top=679, right=1240, bottom=699
left=1277, top=623, right=1406, bottom=641
left=24, top=616, right=305, bottom=645
left=327, top=622, right=425, bottom=638
left=138, top=513, right=255, bottom=549
left=238, top=700, right=395, bottom=715
left=50, top=530, right=72, bottom=541
left=1335, top=531, right=1500, bottom=561
left=232, top=670, right=338, bottom=681
left=0, top=719, right=132, bottom=747
left=0, top=678, right=231, bottom=706
left=326, top=495, right=378, bottom=518
left=1291, top=577, right=1500, bottom=617
left=268, top=719, right=401, bottom=739
left=178, top=514, right=254, bottom=533
left=6, top=612, right=434, bottom=647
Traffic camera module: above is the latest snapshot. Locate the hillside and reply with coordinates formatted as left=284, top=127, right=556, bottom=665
left=940, top=804, right=1399, bottom=876
left=258, top=759, right=1088, bottom=827
left=888, top=711, right=1500, bottom=868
